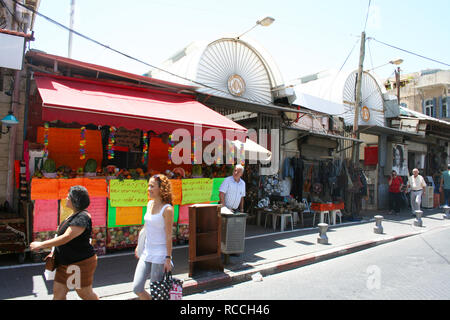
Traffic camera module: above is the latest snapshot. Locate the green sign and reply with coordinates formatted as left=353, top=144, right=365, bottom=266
left=210, top=178, right=225, bottom=202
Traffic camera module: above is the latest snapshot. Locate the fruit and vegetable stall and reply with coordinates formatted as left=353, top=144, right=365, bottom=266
left=27, top=125, right=236, bottom=256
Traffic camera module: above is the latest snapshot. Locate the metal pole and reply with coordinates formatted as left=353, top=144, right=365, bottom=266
left=395, top=66, right=401, bottom=105
left=68, top=0, right=75, bottom=58
left=351, top=31, right=366, bottom=166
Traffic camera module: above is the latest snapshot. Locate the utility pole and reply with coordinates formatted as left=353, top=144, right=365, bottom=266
left=395, top=66, right=401, bottom=105
left=351, top=31, right=366, bottom=167
left=68, top=0, right=75, bottom=58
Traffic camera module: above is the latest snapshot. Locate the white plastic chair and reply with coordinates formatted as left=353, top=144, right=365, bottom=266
left=330, top=209, right=342, bottom=225
left=312, top=210, right=330, bottom=226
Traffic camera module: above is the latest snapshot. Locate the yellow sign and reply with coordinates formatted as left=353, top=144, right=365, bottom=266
left=181, top=178, right=213, bottom=205
left=109, top=179, right=148, bottom=207
left=59, top=199, right=73, bottom=223
left=361, top=106, right=370, bottom=122
left=115, top=206, right=144, bottom=226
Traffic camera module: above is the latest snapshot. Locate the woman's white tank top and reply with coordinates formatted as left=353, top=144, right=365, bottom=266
left=142, top=200, right=170, bottom=263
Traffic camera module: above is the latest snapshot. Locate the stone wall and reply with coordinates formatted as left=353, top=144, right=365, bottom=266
left=0, top=69, right=26, bottom=208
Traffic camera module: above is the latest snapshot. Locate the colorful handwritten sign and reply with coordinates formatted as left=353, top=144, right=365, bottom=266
left=109, top=179, right=148, bottom=207
left=107, top=200, right=146, bottom=227
left=210, top=178, right=225, bottom=202
left=115, top=206, right=144, bottom=226
left=33, top=199, right=58, bottom=232
left=83, top=179, right=108, bottom=198
left=181, top=178, right=213, bottom=205
left=59, top=197, right=106, bottom=227
left=169, top=179, right=182, bottom=205
left=31, top=178, right=59, bottom=200
left=88, top=197, right=107, bottom=227
left=178, top=205, right=190, bottom=224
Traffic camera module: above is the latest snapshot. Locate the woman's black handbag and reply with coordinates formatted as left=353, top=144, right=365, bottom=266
left=150, top=271, right=183, bottom=300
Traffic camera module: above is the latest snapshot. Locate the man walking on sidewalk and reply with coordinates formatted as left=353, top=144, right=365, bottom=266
left=406, top=168, right=427, bottom=215
left=439, top=164, right=450, bottom=207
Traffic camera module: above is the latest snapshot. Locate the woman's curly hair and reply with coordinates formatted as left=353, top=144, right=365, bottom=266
left=152, top=174, right=173, bottom=205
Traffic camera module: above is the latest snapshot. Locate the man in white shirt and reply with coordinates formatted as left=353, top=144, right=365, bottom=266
left=406, top=168, right=427, bottom=215
left=219, top=164, right=246, bottom=212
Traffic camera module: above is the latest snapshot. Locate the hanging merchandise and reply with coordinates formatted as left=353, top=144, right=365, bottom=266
left=239, top=142, right=245, bottom=166
left=192, top=140, right=198, bottom=164
left=167, top=134, right=174, bottom=165
left=79, top=126, right=86, bottom=160
left=226, top=140, right=235, bottom=165
left=43, top=122, right=49, bottom=158
left=107, top=126, right=116, bottom=159
left=215, top=143, right=223, bottom=165
left=141, top=132, right=149, bottom=164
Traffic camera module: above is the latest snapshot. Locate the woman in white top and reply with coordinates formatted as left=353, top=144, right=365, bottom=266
left=132, top=174, right=174, bottom=300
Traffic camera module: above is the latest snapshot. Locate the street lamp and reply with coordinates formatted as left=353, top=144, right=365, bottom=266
left=391, top=59, right=404, bottom=105
left=1, top=111, right=19, bottom=135
left=236, top=16, right=275, bottom=39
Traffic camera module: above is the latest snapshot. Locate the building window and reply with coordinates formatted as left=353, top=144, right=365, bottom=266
left=442, top=97, right=448, bottom=118
left=424, top=99, right=434, bottom=117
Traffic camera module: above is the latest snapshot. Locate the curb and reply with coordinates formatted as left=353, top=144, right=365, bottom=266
left=181, top=230, right=422, bottom=296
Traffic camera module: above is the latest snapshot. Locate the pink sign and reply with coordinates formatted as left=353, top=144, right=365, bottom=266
left=88, top=197, right=107, bottom=227
left=33, top=200, right=58, bottom=232
left=178, top=205, right=190, bottom=224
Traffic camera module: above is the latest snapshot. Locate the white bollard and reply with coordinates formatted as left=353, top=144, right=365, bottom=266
left=317, top=223, right=329, bottom=244
left=374, top=215, right=384, bottom=234
left=443, top=206, right=450, bottom=220
left=414, top=210, right=423, bottom=227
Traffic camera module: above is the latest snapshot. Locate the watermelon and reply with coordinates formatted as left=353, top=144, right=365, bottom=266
left=43, top=158, right=56, bottom=173
left=84, top=158, right=97, bottom=173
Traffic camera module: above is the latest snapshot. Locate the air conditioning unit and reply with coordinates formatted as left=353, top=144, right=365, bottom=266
left=272, top=85, right=296, bottom=105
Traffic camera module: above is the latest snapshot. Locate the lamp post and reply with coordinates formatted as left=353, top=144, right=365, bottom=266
left=391, top=59, right=404, bottom=105
left=236, top=16, right=275, bottom=39
left=351, top=31, right=366, bottom=167
left=1, top=111, right=19, bottom=135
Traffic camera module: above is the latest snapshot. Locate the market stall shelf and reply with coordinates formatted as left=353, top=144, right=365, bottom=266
left=188, top=204, right=223, bottom=277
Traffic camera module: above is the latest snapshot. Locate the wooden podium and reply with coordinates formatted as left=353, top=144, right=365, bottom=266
left=188, top=204, right=223, bottom=277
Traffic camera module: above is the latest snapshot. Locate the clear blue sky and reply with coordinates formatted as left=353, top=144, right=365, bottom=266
left=30, top=0, right=449, bottom=85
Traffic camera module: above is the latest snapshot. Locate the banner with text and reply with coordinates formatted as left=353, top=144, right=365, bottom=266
left=109, top=179, right=148, bottom=207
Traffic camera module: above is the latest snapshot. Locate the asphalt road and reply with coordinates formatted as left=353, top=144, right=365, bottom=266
left=187, top=226, right=450, bottom=300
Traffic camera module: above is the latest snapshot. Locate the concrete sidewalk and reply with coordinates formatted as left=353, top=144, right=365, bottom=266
left=2, top=207, right=450, bottom=300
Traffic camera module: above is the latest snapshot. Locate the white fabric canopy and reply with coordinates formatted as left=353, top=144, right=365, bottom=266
left=230, top=138, right=272, bottom=162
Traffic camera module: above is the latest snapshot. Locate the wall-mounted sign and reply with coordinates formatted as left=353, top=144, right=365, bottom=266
left=227, top=74, right=246, bottom=97
left=0, top=32, right=26, bottom=70
left=361, top=106, right=370, bottom=122
left=115, top=128, right=141, bottom=151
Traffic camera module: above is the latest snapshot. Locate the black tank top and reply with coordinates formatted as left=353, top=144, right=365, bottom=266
left=55, top=210, right=95, bottom=265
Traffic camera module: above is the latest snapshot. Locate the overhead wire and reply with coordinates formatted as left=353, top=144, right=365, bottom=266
left=363, top=0, right=372, bottom=32
left=11, top=0, right=299, bottom=110
left=368, top=37, right=450, bottom=67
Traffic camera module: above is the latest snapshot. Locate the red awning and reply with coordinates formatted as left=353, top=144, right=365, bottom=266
left=34, top=74, right=247, bottom=136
